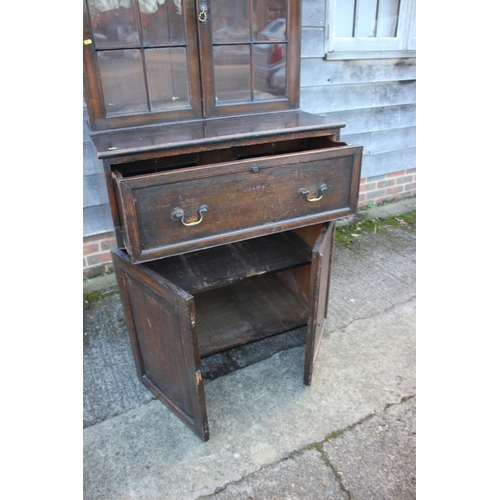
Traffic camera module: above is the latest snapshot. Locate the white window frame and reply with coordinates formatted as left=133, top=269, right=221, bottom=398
left=326, top=0, right=416, bottom=55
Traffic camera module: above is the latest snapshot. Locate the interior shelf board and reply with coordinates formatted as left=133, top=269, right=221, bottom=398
left=146, top=231, right=312, bottom=293
left=196, top=273, right=310, bottom=357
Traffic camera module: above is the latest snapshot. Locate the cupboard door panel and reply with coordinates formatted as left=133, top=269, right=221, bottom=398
left=83, top=0, right=203, bottom=130
left=112, top=249, right=209, bottom=441
left=303, top=221, right=335, bottom=385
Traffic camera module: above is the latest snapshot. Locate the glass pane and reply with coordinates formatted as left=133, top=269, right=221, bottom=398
left=334, top=0, right=355, bottom=37
left=97, top=50, right=148, bottom=116
left=140, top=0, right=186, bottom=44
left=213, top=45, right=251, bottom=104
left=211, top=0, right=250, bottom=42
left=252, top=0, right=287, bottom=41
left=88, top=0, right=140, bottom=48
left=356, top=0, right=378, bottom=37
left=253, top=43, right=286, bottom=100
left=145, top=48, right=190, bottom=111
left=377, top=0, right=400, bottom=37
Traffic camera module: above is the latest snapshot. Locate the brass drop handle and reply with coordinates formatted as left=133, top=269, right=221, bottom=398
left=299, top=184, right=327, bottom=202
left=199, top=2, right=208, bottom=23
left=172, top=205, right=208, bottom=226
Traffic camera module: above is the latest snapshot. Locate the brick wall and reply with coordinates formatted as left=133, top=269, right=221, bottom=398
left=83, top=231, right=117, bottom=279
left=82, top=169, right=416, bottom=277
left=358, top=168, right=416, bottom=208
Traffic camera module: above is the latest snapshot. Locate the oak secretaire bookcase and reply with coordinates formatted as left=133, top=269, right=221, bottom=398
left=84, top=0, right=362, bottom=441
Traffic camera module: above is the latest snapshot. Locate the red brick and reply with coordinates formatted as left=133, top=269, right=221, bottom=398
left=361, top=182, right=377, bottom=193
left=366, top=189, right=387, bottom=200
left=366, top=174, right=386, bottom=182
left=396, top=175, right=414, bottom=185
left=403, top=182, right=416, bottom=192
left=83, top=243, right=99, bottom=255
left=377, top=179, right=395, bottom=189
left=405, top=168, right=416, bottom=174
left=100, top=236, right=117, bottom=251
left=388, top=185, right=404, bottom=195
left=386, top=170, right=406, bottom=178
left=86, top=252, right=113, bottom=267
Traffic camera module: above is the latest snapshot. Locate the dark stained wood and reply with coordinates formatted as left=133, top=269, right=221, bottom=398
left=83, top=0, right=204, bottom=131
left=303, top=221, right=336, bottom=386
left=84, top=0, right=363, bottom=442
left=112, top=248, right=209, bottom=441
left=195, top=274, right=310, bottom=357
left=83, top=0, right=303, bottom=131
left=145, top=231, right=312, bottom=293
left=92, top=111, right=344, bottom=161
left=113, top=140, right=361, bottom=263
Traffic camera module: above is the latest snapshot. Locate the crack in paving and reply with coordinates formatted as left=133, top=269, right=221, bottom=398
left=197, top=395, right=416, bottom=499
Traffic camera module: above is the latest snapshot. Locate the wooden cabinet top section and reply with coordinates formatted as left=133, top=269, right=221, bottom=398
left=89, top=111, right=346, bottom=162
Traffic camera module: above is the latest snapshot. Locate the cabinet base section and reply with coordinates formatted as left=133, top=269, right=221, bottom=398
left=195, top=273, right=309, bottom=357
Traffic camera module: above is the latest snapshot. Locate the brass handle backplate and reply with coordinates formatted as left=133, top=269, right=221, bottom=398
left=299, top=184, right=328, bottom=202
left=172, top=205, right=208, bottom=226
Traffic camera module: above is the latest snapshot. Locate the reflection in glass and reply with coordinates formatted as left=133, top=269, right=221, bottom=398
left=97, top=50, right=148, bottom=116
left=356, top=0, right=378, bottom=37
left=334, top=0, right=355, bottom=37
left=88, top=0, right=140, bottom=48
left=211, top=0, right=250, bottom=43
left=377, top=0, right=399, bottom=37
left=140, top=0, right=186, bottom=44
left=253, top=44, right=286, bottom=100
left=145, top=48, right=190, bottom=111
left=252, top=0, right=287, bottom=41
left=213, top=45, right=251, bottom=104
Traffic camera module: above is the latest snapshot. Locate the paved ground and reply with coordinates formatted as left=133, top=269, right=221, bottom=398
left=83, top=197, right=416, bottom=499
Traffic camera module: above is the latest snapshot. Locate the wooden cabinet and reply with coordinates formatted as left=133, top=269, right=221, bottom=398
left=112, top=221, right=335, bottom=441
left=83, top=0, right=363, bottom=441
left=83, top=0, right=301, bottom=130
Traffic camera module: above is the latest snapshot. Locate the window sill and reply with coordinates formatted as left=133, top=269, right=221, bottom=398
left=324, top=50, right=416, bottom=61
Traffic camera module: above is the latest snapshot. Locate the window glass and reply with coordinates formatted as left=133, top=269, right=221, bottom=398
left=88, top=0, right=140, bottom=48
left=140, top=0, right=186, bottom=44
left=334, top=0, right=355, bottom=37
left=252, top=0, right=287, bottom=41
left=145, top=48, right=190, bottom=110
left=211, top=0, right=250, bottom=43
left=253, top=44, right=286, bottom=100
left=377, top=0, right=400, bottom=37
left=335, top=0, right=401, bottom=39
left=356, top=0, right=378, bottom=37
left=97, top=50, right=149, bottom=115
left=213, top=46, right=251, bottom=104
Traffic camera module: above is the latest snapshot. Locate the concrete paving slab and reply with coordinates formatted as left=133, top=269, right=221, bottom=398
left=322, top=397, right=416, bottom=499
left=83, top=299, right=415, bottom=499
left=200, top=448, right=349, bottom=499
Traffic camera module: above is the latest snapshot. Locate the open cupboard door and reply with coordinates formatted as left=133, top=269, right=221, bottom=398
left=303, top=221, right=336, bottom=385
left=111, top=249, right=209, bottom=441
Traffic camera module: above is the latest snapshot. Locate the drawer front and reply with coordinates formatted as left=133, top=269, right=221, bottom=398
left=116, top=145, right=362, bottom=263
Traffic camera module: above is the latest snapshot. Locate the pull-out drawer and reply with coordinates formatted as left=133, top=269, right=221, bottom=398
left=113, top=138, right=361, bottom=263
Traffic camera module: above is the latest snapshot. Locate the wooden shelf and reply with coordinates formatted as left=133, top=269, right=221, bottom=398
left=145, top=231, right=312, bottom=293
left=195, top=273, right=310, bottom=357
